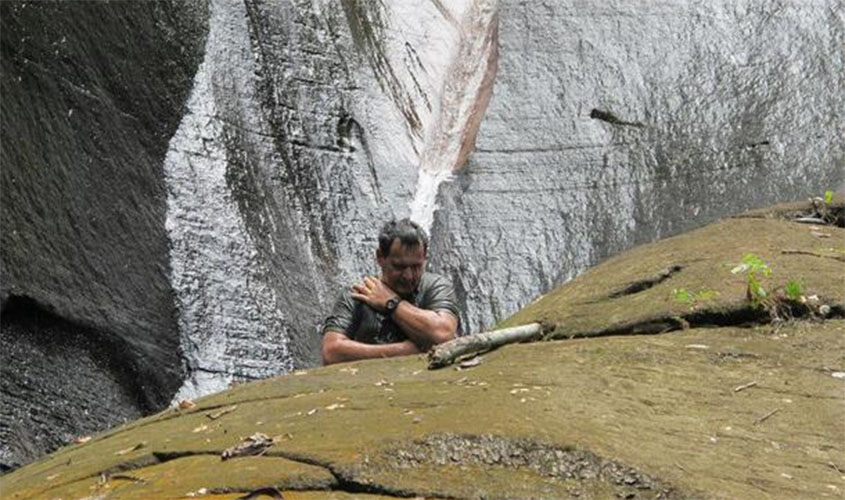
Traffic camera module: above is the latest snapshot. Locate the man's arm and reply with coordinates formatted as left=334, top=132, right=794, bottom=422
left=351, top=276, right=458, bottom=350
left=390, top=303, right=457, bottom=351
left=322, top=331, right=421, bottom=365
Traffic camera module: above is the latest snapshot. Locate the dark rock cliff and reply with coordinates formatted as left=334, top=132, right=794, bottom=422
left=0, top=0, right=209, bottom=469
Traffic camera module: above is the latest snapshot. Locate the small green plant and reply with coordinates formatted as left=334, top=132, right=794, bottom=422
left=672, top=288, right=718, bottom=307
left=824, top=189, right=834, bottom=204
left=784, top=279, right=804, bottom=301
left=672, top=288, right=693, bottom=305
left=731, top=253, right=772, bottom=303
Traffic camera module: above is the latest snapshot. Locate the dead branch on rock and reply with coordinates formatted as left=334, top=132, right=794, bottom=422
left=428, top=323, right=543, bottom=369
left=781, top=249, right=845, bottom=263
left=732, top=381, right=758, bottom=393
left=207, top=405, right=237, bottom=420
left=753, top=408, right=780, bottom=426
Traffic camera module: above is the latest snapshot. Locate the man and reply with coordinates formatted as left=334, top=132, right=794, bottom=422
left=321, top=219, right=460, bottom=365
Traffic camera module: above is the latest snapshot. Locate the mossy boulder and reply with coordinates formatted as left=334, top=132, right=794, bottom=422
left=2, top=203, right=843, bottom=500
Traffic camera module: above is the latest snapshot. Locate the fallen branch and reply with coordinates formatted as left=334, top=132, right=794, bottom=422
left=428, top=323, right=543, bottom=369
left=207, top=405, right=238, bottom=420
left=781, top=249, right=845, bottom=262
left=752, top=408, right=780, bottom=426
left=793, top=217, right=826, bottom=224
left=733, top=381, right=758, bottom=393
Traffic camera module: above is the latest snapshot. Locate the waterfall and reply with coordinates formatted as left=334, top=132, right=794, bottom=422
left=409, top=0, right=499, bottom=232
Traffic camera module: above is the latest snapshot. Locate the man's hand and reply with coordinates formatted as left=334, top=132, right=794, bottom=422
left=350, top=276, right=398, bottom=312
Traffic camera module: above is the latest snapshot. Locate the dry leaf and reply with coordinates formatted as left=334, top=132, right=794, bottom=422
left=221, top=433, right=274, bottom=461
left=457, top=356, right=483, bottom=370
left=72, top=435, right=91, bottom=444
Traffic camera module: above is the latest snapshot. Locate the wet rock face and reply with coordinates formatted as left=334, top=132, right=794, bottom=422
left=0, top=0, right=208, bottom=467
left=429, top=0, right=844, bottom=330
left=164, top=0, right=498, bottom=398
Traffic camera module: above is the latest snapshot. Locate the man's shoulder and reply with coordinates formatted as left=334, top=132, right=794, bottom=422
left=420, top=271, right=453, bottom=289
left=417, top=272, right=457, bottom=306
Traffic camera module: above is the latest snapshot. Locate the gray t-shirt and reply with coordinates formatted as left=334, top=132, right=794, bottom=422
left=322, top=272, right=460, bottom=344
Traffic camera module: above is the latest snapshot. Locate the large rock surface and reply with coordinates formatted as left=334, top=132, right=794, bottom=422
left=1, top=0, right=842, bottom=470
left=430, top=0, right=844, bottom=328
left=2, top=209, right=842, bottom=499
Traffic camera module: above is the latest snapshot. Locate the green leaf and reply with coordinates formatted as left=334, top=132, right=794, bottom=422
left=784, top=279, right=803, bottom=300
left=673, top=288, right=693, bottom=305
left=824, top=190, right=834, bottom=204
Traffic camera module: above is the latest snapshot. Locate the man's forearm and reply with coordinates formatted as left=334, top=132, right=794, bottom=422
left=322, top=333, right=420, bottom=365
left=391, top=302, right=456, bottom=350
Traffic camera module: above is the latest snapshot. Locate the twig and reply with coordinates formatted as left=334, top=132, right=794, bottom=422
left=207, top=405, right=238, bottom=420
left=110, top=474, right=147, bottom=484
left=114, top=441, right=146, bottom=456
left=733, top=381, right=758, bottom=393
left=793, top=217, right=826, bottom=224
left=828, top=461, right=843, bottom=474
left=781, top=249, right=845, bottom=262
left=753, top=408, right=780, bottom=426
left=428, top=323, right=543, bottom=369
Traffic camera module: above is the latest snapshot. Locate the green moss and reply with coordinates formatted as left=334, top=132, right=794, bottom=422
left=499, top=214, right=844, bottom=335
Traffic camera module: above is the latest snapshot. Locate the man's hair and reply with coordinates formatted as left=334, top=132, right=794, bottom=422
left=378, top=218, right=428, bottom=257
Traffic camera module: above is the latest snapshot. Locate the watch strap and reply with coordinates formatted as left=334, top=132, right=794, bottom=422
left=386, top=296, right=402, bottom=317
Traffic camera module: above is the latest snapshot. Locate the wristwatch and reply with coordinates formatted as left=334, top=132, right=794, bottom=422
left=385, top=296, right=402, bottom=317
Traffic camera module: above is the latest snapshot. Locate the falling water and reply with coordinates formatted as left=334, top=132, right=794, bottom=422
left=409, top=0, right=499, bottom=232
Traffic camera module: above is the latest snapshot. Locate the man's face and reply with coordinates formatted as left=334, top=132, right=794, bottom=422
left=378, top=239, right=425, bottom=296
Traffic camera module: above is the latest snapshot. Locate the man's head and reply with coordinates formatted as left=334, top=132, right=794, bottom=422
left=377, top=219, right=428, bottom=296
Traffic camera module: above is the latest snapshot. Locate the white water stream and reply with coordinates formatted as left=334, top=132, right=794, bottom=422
left=409, top=0, right=498, bottom=232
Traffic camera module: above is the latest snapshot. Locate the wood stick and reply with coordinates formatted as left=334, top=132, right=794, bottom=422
left=207, top=405, right=238, bottom=420
left=428, top=323, right=543, bottom=369
left=733, top=381, right=758, bottom=393
left=753, top=408, right=780, bottom=426
left=793, top=217, right=826, bottom=224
